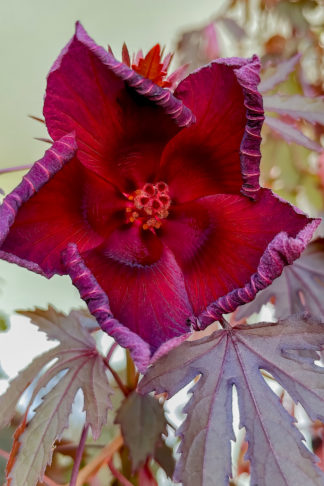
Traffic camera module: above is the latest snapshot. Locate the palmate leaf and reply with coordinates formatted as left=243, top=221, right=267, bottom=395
left=0, top=307, right=112, bottom=486
left=217, top=16, right=247, bottom=41
left=258, top=56, right=323, bottom=152
left=115, top=391, right=166, bottom=471
left=264, top=116, right=322, bottom=152
left=154, top=439, right=176, bottom=478
left=259, top=54, right=300, bottom=93
left=139, top=315, right=324, bottom=486
left=237, top=238, right=324, bottom=321
left=0, top=348, right=59, bottom=429
left=263, top=94, right=324, bottom=125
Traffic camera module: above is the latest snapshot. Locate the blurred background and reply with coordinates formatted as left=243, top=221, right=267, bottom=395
left=0, top=0, right=323, bottom=484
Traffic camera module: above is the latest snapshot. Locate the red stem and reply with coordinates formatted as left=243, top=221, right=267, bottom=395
left=69, top=424, right=89, bottom=486
left=106, top=342, right=118, bottom=362
left=219, top=316, right=231, bottom=330
left=108, top=458, right=133, bottom=486
left=103, top=357, right=128, bottom=396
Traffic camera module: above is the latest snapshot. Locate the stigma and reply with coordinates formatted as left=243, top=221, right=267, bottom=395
left=125, top=182, right=171, bottom=230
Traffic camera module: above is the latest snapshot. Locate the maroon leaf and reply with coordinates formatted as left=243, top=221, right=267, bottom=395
left=217, top=16, right=247, bottom=41
left=140, top=315, right=324, bottom=486
left=236, top=239, right=324, bottom=321
left=154, top=440, right=176, bottom=478
left=0, top=348, right=59, bottom=429
left=0, top=307, right=112, bottom=486
left=115, top=391, right=166, bottom=471
left=264, top=116, right=322, bottom=152
left=259, top=54, right=301, bottom=93
left=263, top=94, right=324, bottom=125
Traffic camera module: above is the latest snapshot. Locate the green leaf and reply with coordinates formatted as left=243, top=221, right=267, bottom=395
left=115, top=391, right=166, bottom=471
left=0, top=312, right=9, bottom=332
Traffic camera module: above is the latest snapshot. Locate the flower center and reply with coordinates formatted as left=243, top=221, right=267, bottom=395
left=126, top=182, right=171, bottom=230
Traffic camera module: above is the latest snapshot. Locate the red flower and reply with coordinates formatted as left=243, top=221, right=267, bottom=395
left=0, top=23, right=319, bottom=370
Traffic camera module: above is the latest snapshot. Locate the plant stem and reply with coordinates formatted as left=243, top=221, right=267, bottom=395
left=103, top=357, right=128, bottom=396
left=70, top=434, right=123, bottom=486
left=106, top=341, right=118, bottom=362
left=69, top=424, right=89, bottom=486
left=108, top=458, right=134, bottom=486
left=219, top=316, right=231, bottom=331
left=0, top=164, right=32, bottom=175
left=126, top=349, right=138, bottom=390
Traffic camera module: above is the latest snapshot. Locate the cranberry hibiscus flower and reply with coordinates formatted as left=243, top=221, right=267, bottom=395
left=0, top=23, right=319, bottom=370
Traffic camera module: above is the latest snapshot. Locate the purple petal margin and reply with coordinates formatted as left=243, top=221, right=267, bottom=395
left=150, top=333, right=190, bottom=365
left=214, top=56, right=264, bottom=199
left=62, top=243, right=152, bottom=372
left=191, top=213, right=321, bottom=330
left=70, top=22, right=195, bottom=128
left=0, top=133, right=77, bottom=277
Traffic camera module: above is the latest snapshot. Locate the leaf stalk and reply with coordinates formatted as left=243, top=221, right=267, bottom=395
left=108, top=458, right=134, bottom=486
left=103, top=356, right=129, bottom=396
left=69, top=423, right=89, bottom=486
left=71, top=434, right=123, bottom=486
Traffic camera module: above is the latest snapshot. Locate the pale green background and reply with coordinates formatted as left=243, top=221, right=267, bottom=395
left=0, top=0, right=224, bottom=376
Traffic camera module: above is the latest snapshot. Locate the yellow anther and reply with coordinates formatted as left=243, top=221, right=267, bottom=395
left=127, top=181, right=170, bottom=229
left=159, top=209, right=169, bottom=219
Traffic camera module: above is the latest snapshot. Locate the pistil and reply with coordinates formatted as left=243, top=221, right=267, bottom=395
left=126, top=182, right=171, bottom=230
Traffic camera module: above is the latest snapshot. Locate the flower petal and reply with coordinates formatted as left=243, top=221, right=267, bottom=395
left=77, top=225, right=193, bottom=350
left=0, top=135, right=114, bottom=277
left=81, top=170, right=127, bottom=240
left=160, top=189, right=319, bottom=324
left=62, top=243, right=152, bottom=372
left=159, top=56, right=263, bottom=203
left=44, top=23, right=194, bottom=194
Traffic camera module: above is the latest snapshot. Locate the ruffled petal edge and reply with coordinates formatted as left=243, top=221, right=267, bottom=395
left=62, top=243, right=153, bottom=372
left=0, top=133, right=77, bottom=278
left=190, top=206, right=321, bottom=330
left=63, top=243, right=192, bottom=371
left=52, top=22, right=195, bottom=129
left=213, top=55, right=264, bottom=199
